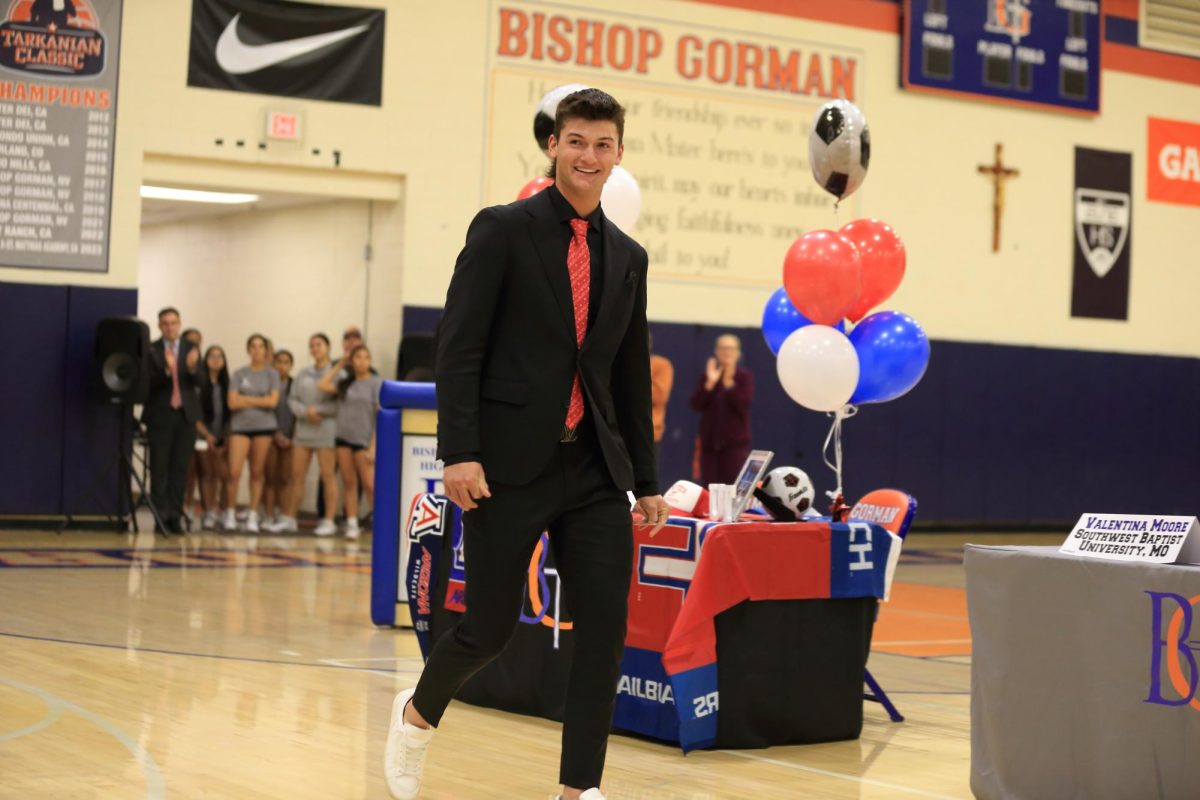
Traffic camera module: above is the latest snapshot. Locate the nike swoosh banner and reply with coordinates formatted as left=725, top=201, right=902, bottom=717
left=188, top=0, right=384, bottom=106
left=1071, top=147, right=1132, bottom=321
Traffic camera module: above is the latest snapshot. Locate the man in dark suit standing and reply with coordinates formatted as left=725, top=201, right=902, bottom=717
left=142, top=307, right=201, bottom=533
left=385, top=89, right=669, bottom=800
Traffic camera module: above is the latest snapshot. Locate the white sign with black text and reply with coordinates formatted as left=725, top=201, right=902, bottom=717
left=1060, top=513, right=1200, bottom=565
left=397, top=435, right=443, bottom=601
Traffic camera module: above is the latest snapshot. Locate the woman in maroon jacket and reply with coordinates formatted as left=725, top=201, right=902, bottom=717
left=690, top=333, right=754, bottom=485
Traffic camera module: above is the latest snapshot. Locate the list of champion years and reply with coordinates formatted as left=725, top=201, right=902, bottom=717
left=0, top=100, right=112, bottom=261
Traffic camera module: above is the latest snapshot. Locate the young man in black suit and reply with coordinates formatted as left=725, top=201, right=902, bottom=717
left=385, top=89, right=670, bottom=800
left=141, top=307, right=201, bottom=533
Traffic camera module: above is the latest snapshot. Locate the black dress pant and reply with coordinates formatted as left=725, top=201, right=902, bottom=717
left=412, top=419, right=632, bottom=789
left=146, top=409, right=196, bottom=527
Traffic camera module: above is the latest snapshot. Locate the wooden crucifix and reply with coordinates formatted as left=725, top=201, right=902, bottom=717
left=978, top=143, right=1019, bottom=252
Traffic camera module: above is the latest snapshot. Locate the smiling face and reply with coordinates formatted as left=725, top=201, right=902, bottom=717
left=548, top=117, right=622, bottom=211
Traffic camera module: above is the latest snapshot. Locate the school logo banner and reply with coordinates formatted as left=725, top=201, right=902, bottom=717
left=187, top=0, right=385, bottom=106
left=1071, top=147, right=1132, bottom=321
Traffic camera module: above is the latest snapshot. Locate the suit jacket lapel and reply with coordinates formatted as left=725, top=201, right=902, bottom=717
left=583, top=218, right=627, bottom=351
left=527, top=193, right=575, bottom=339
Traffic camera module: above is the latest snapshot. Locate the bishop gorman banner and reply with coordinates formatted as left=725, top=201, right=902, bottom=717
left=188, top=0, right=385, bottom=106
left=0, top=0, right=122, bottom=273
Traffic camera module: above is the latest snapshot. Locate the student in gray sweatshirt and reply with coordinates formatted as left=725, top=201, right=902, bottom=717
left=319, top=344, right=383, bottom=539
left=224, top=333, right=280, bottom=533
left=266, top=333, right=340, bottom=535
left=263, top=349, right=295, bottom=530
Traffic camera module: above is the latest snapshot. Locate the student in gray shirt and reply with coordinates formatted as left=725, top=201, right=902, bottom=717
left=266, top=333, right=341, bottom=535
left=263, top=349, right=295, bottom=531
left=319, top=344, right=383, bottom=538
left=195, top=345, right=231, bottom=531
left=224, top=333, right=280, bottom=533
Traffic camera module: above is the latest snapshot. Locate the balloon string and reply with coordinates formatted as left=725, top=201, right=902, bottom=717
left=822, top=404, right=858, bottom=500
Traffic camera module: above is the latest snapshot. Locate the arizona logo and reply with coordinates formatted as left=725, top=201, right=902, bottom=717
left=0, top=0, right=107, bottom=77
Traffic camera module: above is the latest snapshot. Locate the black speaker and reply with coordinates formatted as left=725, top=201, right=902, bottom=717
left=95, top=316, right=150, bottom=404
left=397, top=332, right=436, bottom=382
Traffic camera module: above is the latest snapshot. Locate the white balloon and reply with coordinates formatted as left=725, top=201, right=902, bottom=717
left=775, top=325, right=859, bottom=412
left=534, top=83, right=590, bottom=154
left=537, top=83, right=589, bottom=118
left=601, top=166, right=641, bottom=234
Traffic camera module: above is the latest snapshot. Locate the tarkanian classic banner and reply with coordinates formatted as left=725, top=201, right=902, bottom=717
left=188, top=0, right=385, bottom=106
left=0, top=0, right=123, bottom=272
left=1071, top=146, right=1132, bottom=321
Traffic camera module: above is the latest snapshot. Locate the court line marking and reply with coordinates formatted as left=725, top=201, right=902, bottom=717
left=0, top=676, right=166, bottom=800
left=717, top=749, right=964, bottom=799
left=0, top=631, right=423, bottom=674
left=0, top=689, right=63, bottom=743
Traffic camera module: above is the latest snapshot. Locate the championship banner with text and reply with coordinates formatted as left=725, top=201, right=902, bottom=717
left=0, top=0, right=122, bottom=272
left=188, top=0, right=385, bottom=106
left=1071, top=147, right=1132, bottom=321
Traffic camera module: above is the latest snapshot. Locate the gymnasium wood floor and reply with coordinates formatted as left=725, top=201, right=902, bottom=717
left=0, top=523, right=1062, bottom=799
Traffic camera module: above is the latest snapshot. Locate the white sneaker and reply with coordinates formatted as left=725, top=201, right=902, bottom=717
left=263, top=515, right=298, bottom=533
left=236, top=508, right=249, bottom=522
left=245, top=511, right=260, bottom=533
left=344, top=517, right=360, bottom=539
left=384, top=688, right=434, bottom=800
left=314, top=518, right=337, bottom=536
left=221, top=509, right=237, bottom=531
left=555, top=790, right=606, bottom=800
left=201, top=512, right=217, bottom=530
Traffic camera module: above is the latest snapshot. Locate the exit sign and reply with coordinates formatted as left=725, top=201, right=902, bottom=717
left=265, top=111, right=302, bottom=141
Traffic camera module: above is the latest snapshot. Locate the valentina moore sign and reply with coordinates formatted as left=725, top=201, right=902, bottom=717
left=1060, top=514, right=1200, bottom=565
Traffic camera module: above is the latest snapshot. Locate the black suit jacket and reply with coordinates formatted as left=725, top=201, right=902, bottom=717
left=142, top=337, right=202, bottom=425
left=435, top=189, right=658, bottom=497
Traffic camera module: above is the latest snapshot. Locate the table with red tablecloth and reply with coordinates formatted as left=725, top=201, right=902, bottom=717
left=403, top=495, right=899, bottom=751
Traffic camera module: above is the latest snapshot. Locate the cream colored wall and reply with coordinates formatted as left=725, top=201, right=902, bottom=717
left=6, top=0, right=1198, bottom=360
left=138, top=199, right=376, bottom=367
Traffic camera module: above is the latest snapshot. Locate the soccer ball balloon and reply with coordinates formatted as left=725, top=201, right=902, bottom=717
left=533, top=83, right=589, bottom=155
left=808, top=99, right=870, bottom=201
left=758, top=466, right=817, bottom=520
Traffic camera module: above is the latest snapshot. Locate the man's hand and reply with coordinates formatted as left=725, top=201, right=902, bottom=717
left=634, top=495, right=670, bottom=536
left=185, top=346, right=199, bottom=371
left=444, top=461, right=491, bottom=511
left=704, top=357, right=721, bottom=387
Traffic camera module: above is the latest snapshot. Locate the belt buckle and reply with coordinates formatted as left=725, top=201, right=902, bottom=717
left=560, top=424, right=578, bottom=443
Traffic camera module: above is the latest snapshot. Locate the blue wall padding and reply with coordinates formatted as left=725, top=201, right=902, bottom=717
left=402, top=305, right=1199, bottom=526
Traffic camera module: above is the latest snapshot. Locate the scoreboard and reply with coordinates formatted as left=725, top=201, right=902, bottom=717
left=903, top=0, right=1102, bottom=115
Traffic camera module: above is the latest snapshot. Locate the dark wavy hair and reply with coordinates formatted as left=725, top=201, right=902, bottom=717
left=546, top=88, right=625, bottom=180
left=337, top=345, right=377, bottom=399
left=199, top=345, right=229, bottom=425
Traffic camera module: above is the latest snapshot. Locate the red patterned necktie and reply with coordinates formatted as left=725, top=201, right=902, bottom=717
left=565, top=218, right=590, bottom=430
left=169, top=342, right=182, bottom=409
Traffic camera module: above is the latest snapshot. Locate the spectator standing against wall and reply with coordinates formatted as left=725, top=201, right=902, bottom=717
left=263, top=349, right=295, bottom=530
left=272, top=333, right=340, bottom=535
left=690, top=333, right=754, bottom=485
left=224, top=333, right=280, bottom=533
left=649, top=335, right=673, bottom=462
left=142, top=307, right=202, bottom=533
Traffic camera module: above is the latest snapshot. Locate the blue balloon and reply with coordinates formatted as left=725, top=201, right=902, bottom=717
left=848, top=311, right=930, bottom=404
left=762, top=288, right=843, bottom=355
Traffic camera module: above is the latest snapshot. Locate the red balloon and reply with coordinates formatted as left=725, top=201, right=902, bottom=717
left=839, top=219, right=906, bottom=323
left=782, top=230, right=861, bottom=326
left=517, top=176, right=554, bottom=200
